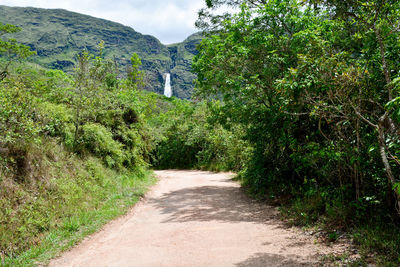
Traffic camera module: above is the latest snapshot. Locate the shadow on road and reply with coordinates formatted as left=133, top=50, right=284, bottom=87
left=149, top=185, right=278, bottom=224
left=147, top=171, right=326, bottom=266
left=235, top=253, right=310, bottom=267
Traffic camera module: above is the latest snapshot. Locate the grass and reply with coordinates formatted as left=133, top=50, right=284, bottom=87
left=0, top=141, right=157, bottom=266
left=2, top=170, right=156, bottom=266
left=352, top=224, right=400, bottom=266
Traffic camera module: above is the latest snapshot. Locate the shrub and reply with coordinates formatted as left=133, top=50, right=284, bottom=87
left=38, top=102, right=73, bottom=139
left=0, top=79, right=40, bottom=146
left=79, top=123, right=124, bottom=168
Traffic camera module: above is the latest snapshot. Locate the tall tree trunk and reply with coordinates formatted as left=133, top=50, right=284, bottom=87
left=374, top=24, right=400, bottom=213
left=378, top=114, right=400, bottom=213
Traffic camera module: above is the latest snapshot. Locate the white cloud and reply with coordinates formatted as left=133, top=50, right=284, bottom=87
left=0, top=0, right=207, bottom=43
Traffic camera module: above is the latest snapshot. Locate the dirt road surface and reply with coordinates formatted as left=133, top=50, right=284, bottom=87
left=49, top=170, right=347, bottom=267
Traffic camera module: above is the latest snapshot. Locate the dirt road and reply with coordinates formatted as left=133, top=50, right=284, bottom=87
left=49, top=170, right=346, bottom=266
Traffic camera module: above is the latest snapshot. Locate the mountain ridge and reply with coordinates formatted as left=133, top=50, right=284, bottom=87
left=0, top=5, right=201, bottom=98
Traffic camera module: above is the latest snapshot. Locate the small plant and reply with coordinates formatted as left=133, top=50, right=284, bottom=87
left=62, top=217, right=80, bottom=233
left=328, top=232, right=337, bottom=242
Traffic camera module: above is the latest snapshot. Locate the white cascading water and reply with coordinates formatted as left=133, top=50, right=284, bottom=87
left=164, top=73, right=172, bottom=97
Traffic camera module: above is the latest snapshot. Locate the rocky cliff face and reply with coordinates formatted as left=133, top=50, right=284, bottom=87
left=0, top=5, right=202, bottom=99
left=168, top=33, right=202, bottom=99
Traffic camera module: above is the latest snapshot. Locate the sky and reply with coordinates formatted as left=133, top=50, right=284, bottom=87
left=0, top=0, right=208, bottom=44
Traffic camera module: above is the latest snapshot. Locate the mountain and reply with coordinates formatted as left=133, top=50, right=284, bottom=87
left=0, top=5, right=202, bottom=99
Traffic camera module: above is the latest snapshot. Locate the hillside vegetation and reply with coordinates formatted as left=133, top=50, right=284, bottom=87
left=2, top=0, right=400, bottom=266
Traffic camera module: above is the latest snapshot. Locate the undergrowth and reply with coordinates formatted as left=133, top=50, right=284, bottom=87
left=275, top=191, right=400, bottom=266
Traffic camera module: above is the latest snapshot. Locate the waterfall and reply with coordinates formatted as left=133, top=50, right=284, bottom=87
left=164, top=73, right=172, bottom=97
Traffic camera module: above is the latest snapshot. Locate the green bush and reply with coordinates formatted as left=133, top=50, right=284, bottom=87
left=78, top=123, right=124, bottom=168
left=37, top=102, right=73, bottom=139
left=0, top=79, right=40, bottom=146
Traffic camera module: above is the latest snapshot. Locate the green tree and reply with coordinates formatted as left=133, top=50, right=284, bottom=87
left=0, top=23, right=35, bottom=81
left=194, top=0, right=400, bottom=217
left=299, top=0, right=400, bottom=212
left=127, top=52, right=144, bottom=89
left=72, top=42, right=119, bottom=146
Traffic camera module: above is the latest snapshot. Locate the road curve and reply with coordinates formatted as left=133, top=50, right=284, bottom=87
left=49, top=170, right=343, bottom=267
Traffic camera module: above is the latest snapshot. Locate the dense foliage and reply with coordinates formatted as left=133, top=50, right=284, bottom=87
left=150, top=100, right=249, bottom=171
left=193, top=0, right=400, bottom=214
